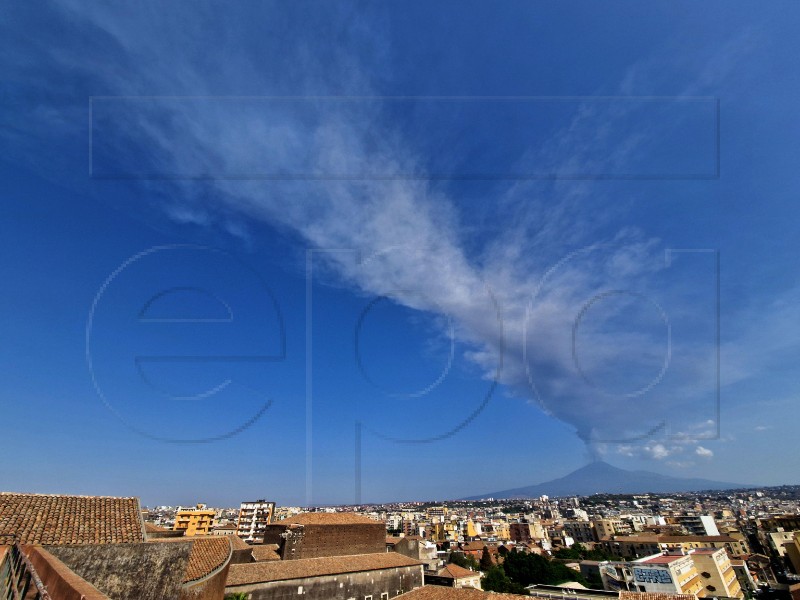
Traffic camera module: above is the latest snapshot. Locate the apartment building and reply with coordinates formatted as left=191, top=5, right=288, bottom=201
left=237, top=499, right=276, bottom=543
left=667, top=515, right=720, bottom=537
left=174, top=503, right=216, bottom=536
left=601, top=552, right=704, bottom=597
left=601, top=548, right=743, bottom=599
left=595, top=519, right=630, bottom=540
left=600, top=534, right=747, bottom=558
left=691, top=548, right=743, bottom=598
left=564, top=520, right=597, bottom=544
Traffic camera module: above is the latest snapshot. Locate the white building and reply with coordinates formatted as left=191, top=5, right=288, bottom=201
left=236, top=499, right=276, bottom=543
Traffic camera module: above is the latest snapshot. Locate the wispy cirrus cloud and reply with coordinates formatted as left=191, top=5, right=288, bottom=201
left=1, top=2, right=790, bottom=465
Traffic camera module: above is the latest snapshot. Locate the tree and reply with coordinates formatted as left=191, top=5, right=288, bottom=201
left=502, top=549, right=589, bottom=587
left=553, top=543, right=620, bottom=562
left=586, top=571, right=605, bottom=590
left=480, top=547, right=495, bottom=571
left=449, top=551, right=479, bottom=570
left=482, top=565, right=527, bottom=594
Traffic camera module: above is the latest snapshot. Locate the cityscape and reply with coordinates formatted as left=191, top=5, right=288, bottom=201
left=4, top=484, right=800, bottom=599
left=2, top=1, right=800, bottom=599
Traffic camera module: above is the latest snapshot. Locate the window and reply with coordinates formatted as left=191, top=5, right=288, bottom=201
left=381, top=594, right=389, bottom=600
left=365, top=596, right=373, bottom=600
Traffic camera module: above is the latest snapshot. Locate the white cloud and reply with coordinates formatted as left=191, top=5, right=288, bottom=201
left=695, top=446, right=714, bottom=458
left=644, top=443, right=672, bottom=460
left=5, top=4, right=790, bottom=464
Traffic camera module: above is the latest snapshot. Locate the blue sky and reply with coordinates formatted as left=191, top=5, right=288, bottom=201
left=1, top=1, right=799, bottom=507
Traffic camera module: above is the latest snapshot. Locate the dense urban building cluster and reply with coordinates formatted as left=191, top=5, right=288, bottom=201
left=2, top=485, right=800, bottom=600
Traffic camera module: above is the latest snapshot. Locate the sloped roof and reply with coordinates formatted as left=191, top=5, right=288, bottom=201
left=227, top=552, right=422, bottom=586
left=250, top=544, right=281, bottom=561
left=144, top=522, right=171, bottom=533
left=0, top=492, right=144, bottom=545
left=149, top=536, right=232, bottom=582
left=460, top=541, right=486, bottom=551
left=437, top=564, right=479, bottom=579
left=227, top=535, right=252, bottom=551
left=279, top=512, right=381, bottom=526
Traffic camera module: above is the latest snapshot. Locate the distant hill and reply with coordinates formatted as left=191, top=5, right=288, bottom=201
left=463, top=461, right=748, bottom=499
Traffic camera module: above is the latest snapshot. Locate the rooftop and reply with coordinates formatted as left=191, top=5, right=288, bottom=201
left=226, top=552, right=422, bottom=586
left=278, top=512, right=381, bottom=526
left=0, top=492, right=144, bottom=545
left=640, top=555, right=686, bottom=565
left=437, top=564, right=480, bottom=579
left=148, top=536, right=232, bottom=582
left=609, top=535, right=736, bottom=544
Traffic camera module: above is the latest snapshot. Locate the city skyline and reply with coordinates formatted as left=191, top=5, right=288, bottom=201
left=1, top=2, right=799, bottom=507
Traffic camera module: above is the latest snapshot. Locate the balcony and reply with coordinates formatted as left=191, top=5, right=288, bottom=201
left=1, top=543, right=51, bottom=600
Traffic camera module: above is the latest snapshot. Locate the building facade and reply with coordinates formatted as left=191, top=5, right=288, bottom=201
left=224, top=552, right=424, bottom=600
left=174, top=504, right=216, bottom=537
left=237, top=500, right=276, bottom=543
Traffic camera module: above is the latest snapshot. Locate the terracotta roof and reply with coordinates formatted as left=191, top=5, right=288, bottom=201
left=460, top=541, right=486, bottom=551
left=228, top=535, right=252, bottom=551
left=0, top=492, right=144, bottom=545
left=250, top=544, right=281, bottom=561
left=279, top=512, right=381, bottom=526
left=437, top=564, right=479, bottom=579
left=226, top=552, right=422, bottom=586
left=149, top=536, right=231, bottom=582
left=398, top=586, right=526, bottom=599
left=144, top=522, right=171, bottom=533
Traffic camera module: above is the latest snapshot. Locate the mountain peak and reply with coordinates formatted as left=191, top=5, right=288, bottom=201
left=463, top=461, right=747, bottom=500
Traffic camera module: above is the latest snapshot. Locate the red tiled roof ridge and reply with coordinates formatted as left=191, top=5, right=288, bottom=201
left=279, top=512, right=382, bottom=525
left=0, top=493, right=144, bottom=546
left=0, top=491, right=138, bottom=500
left=226, top=552, right=422, bottom=586
left=439, top=563, right=478, bottom=579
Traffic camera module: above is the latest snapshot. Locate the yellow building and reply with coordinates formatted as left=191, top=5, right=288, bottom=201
left=602, top=552, right=703, bottom=596
left=427, top=521, right=447, bottom=542
left=492, top=521, right=510, bottom=540
left=602, top=534, right=748, bottom=558
left=465, top=520, right=479, bottom=538
left=173, top=503, right=215, bottom=536
left=691, top=548, right=743, bottom=598
left=602, top=548, right=742, bottom=599
left=785, top=531, right=800, bottom=575
left=595, top=518, right=625, bottom=540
